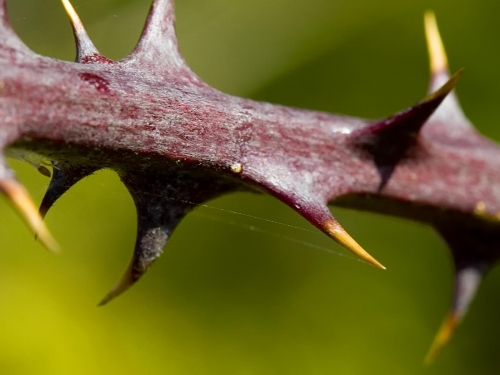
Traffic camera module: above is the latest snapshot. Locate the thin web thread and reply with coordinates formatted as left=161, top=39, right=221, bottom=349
left=192, top=211, right=363, bottom=263
left=34, top=179, right=366, bottom=265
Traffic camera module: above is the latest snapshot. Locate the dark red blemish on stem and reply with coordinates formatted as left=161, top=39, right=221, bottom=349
left=80, top=53, right=115, bottom=65
left=78, top=73, right=110, bottom=94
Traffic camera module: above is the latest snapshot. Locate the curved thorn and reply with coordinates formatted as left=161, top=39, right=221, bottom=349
left=425, top=313, right=458, bottom=365
left=425, top=11, right=449, bottom=76
left=61, top=0, right=97, bottom=57
left=351, top=70, right=462, bottom=190
left=98, top=260, right=136, bottom=306
left=98, top=222, right=169, bottom=306
left=0, top=178, right=59, bottom=252
left=98, top=199, right=184, bottom=305
left=425, top=265, right=484, bottom=364
left=138, top=0, right=177, bottom=49
left=254, top=181, right=386, bottom=270
left=124, top=0, right=184, bottom=68
left=99, top=170, right=237, bottom=305
left=354, top=69, right=462, bottom=142
left=39, top=165, right=96, bottom=220
left=98, top=213, right=172, bottom=306
left=429, top=223, right=500, bottom=363
left=61, top=0, right=111, bottom=63
left=324, top=219, right=386, bottom=269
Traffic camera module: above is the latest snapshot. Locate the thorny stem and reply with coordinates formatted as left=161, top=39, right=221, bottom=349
left=0, top=1, right=499, bottom=362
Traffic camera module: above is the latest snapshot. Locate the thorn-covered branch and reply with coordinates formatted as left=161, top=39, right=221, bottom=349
left=0, top=0, right=499, bottom=362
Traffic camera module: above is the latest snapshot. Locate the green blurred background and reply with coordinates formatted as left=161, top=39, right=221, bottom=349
left=1, top=0, right=500, bottom=373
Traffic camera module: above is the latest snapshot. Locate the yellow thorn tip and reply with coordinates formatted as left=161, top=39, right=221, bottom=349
left=98, top=262, right=136, bottom=306
left=425, top=313, right=459, bottom=365
left=61, top=0, right=88, bottom=38
left=0, top=179, right=59, bottom=253
left=425, top=11, right=449, bottom=75
left=324, top=220, right=385, bottom=270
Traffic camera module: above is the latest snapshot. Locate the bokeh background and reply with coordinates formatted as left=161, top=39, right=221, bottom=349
left=1, top=0, right=500, bottom=374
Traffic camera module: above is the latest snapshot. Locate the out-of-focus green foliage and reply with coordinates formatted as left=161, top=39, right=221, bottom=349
left=2, top=0, right=500, bottom=373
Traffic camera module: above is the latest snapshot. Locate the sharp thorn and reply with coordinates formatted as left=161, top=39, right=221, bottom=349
left=425, top=312, right=459, bottom=365
left=324, top=219, right=385, bottom=269
left=429, top=222, right=496, bottom=363
left=259, top=190, right=385, bottom=270
left=61, top=0, right=107, bottom=63
left=0, top=0, right=9, bottom=29
left=124, top=0, right=185, bottom=68
left=0, top=0, right=30, bottom=51
left=0, top=0, right=6, bottom=19
left=0, top=178, right=59, bottom=252
left=424, top=68, right=463, bottom=103
left=424, top=11, right=449, bottom=76
left=351, top=70, right=463, bottom=188
left=140, top=0, right=177, bottom=45
left=98, top=213, right=171, bottom=305
left=354, top=69, right=462, bottom=142
left=422, top=14, right=471, bottom=127
left=38, top=165, right=96, bottom=221
left=98, top=170, right=237, bottom=305
left=425, top=264, right=485, bottom=364
left=98, top=261, right=137, bottom=306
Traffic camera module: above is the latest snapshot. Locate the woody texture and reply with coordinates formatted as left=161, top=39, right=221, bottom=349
left=1, top=0, right=499, bottom=362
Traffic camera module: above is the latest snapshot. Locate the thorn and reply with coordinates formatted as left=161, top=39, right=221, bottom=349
left=355, top=69, right=462, bottom=141
left=352, top=70, right=462, bottom=190
left=61, top=0, right=111, bottom=64
left=97, top=226, right=167, bottom=306
left=98, top=170, right=236, bottom=305
left=124, top=0, right=185, bottom=68
left=39, top=165, right=96, bottom=220
left=0, top=0, right=6, bottom=19
left=425, top=265, right=484, bottom=364
left=0, top=178, right=59, bottom=252
left=98, top=198, right=180, bottom=305
left=0, top=0, right=9, bottom=28
left=0, top=0, right=30, bottom=51
left=425, top=313, right=458, bottom=365
left=424, top=68, right=463, bottom=103
left=424, top=11, right=448, bottom=76
left=429, top=223, right=500, bottom=363
left=98, top=260, right=137, bottom=306
left=324, top=219, right=385, bottom=269
left=256, top=186, right=385, bottom=270
left=422, top=13, right=472, bottom=129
